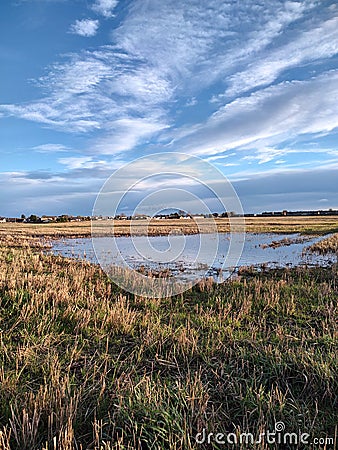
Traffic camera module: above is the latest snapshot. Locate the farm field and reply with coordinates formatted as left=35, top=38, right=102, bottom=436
left=1, top=215, right=338, bottom=239
left=0, top=230, right=337, bottom=449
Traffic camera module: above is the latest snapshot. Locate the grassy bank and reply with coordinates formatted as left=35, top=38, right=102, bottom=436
left=1, top=215, right=338, bottom=239
left=0, top=236, right=337, bottom=449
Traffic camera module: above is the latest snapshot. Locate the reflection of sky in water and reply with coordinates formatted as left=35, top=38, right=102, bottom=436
left=51, top=233, right=336, bottom=282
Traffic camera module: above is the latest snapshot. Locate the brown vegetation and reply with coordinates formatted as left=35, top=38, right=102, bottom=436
left=1, top=215, right=338, bottom=239
left=0, top=233, right=337, bottom=449
left=307, top=233, right=338, bottom=255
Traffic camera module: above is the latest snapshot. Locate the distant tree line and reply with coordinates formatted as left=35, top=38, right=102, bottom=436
left=22, top=214, right=91, bottom=223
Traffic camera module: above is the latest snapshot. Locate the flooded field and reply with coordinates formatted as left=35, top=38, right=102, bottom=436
left=51, top=232, right=337, bottom=281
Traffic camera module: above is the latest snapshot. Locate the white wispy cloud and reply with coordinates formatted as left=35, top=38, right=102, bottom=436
left=175, top=70, right=338, bottom=156
left=241, top=146, right=338, bottom=165
left=92, top=117, right=169, bottom=155
left=226, top=14, right=338, bottom=96
left=0, top=1, right=316, bottom=131
left=58, top=156, right=106, bottom=170
left=206, top=1, right=317, bottom=92
left=92, top=0, right=118, bottom=18
left=70, top=19, right=99, bottom=37
left=32, top=144, right=69, bottom=153
left=0, top=47, right=171, bottom=137
left=0, top=0, right=335, bottom=163
left=1, top=101, right=101, bottom=132
left=112, top=0, right=313, bottom=89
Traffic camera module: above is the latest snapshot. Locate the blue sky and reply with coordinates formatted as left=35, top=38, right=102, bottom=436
left=1, top=0, right=338, bottom=216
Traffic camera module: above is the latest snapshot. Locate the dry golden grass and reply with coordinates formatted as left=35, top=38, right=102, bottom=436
left=0, top=235, right=337, bottom=449
left=244, top=215, right=338, bottom=234
left=1, top=215, right=338, bottom=238
left=307, top=233, right=338, bottom=254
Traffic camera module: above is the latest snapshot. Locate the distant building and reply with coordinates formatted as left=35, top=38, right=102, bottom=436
left=132, top=214, right=150, bottom=220
left=41, top=216, right=57, bottom=223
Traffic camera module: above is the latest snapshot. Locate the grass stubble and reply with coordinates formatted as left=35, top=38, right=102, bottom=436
left=0, top=231, right=337, bottom=449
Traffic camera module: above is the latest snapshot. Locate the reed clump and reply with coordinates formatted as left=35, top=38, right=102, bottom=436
left=0, top=237, right=337, bottom=449
left=307, top=233, right=338, bottom=255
